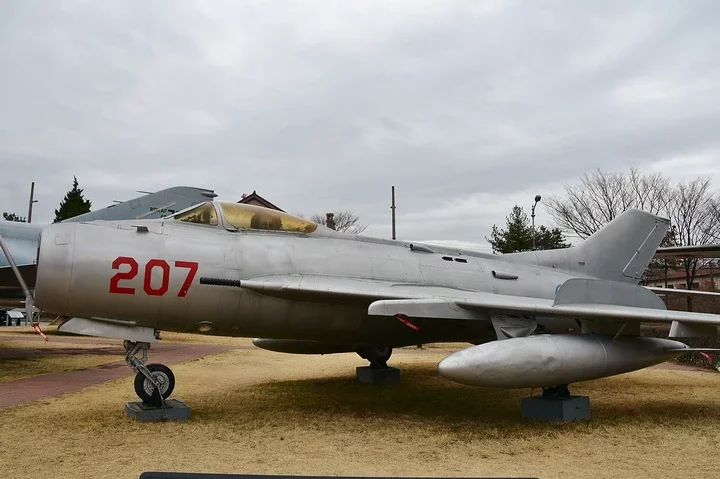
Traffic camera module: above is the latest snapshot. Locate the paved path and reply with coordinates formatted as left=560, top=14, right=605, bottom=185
left=0, top=333, right=123, bottom=345
left=0, top=338, right=249, bottom=409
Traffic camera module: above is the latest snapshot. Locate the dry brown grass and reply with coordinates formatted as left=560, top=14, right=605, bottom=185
left=1, top=345, right=720, bottom=479
left=0, top=354, right=122, bottom=382
left=0, top=338, right=117, bottom=350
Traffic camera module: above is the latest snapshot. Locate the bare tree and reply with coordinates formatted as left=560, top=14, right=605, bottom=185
left=547, top=169, right=720, bottom=311
left=666, top=177, right=720, bottom=310
left=545, top=168, right=672, bottom=239
left=310, top=210, right=368, bottom=234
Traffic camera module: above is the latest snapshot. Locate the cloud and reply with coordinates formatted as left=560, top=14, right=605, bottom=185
left=1, top=0, right=719, bottom=247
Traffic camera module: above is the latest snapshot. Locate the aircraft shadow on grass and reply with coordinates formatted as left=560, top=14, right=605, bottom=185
left=198, top=364, right=720, bottom=428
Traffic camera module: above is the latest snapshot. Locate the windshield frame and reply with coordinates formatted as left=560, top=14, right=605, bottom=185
left=172, top=201, right=318, bottom=235
left=171, top=202, right=220, bottom=228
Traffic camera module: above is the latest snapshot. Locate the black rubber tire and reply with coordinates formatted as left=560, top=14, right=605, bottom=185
left=134, top=363, right=175, bottom=405
left=372, top=346, right=392, bottom=363
left=357, top=346, right=393, bottom=368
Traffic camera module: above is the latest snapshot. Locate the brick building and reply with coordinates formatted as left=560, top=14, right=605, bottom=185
left=644, top=262, right=720, bottom=313
left=644, top=264, right=720, bottom=291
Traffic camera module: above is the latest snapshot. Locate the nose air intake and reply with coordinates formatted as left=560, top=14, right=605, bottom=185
left=34, top=223, right=75, bottom=316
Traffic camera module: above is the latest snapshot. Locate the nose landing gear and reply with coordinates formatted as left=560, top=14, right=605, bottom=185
left=124, top=340, right=175, bottom=406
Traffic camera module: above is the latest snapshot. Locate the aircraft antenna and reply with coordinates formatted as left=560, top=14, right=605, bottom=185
left=391, top=185, right=397, bottom=240
left=27, top=182, right=38, bottom=224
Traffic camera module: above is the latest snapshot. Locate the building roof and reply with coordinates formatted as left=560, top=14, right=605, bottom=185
left=238, top=191, right=284, bottom=212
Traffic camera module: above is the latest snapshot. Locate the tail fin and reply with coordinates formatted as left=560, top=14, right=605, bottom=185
left=64, top=186, right=217, bottom=222
left=505, top=209, right=670, bottom=283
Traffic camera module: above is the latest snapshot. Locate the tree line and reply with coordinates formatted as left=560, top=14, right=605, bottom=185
left=7, top=169, right=719, bottom=310
left=4, top=177, right=370, bottom=235
left=3, top=177, right=92, bottom=224
left=543, top=168, right=720, bottom=311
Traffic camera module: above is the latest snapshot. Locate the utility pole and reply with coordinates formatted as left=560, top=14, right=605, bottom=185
left=531, top=194, right=541, bottom=250
left=391, top=185, right=396, bottom=240
left=27, top=182, right=37, bottom=224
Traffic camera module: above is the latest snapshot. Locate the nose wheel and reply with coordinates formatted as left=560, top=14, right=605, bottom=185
left=124, top=341, right=175, bottom=406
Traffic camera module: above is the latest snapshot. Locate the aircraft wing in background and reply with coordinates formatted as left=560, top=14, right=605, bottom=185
left=647, top=286, right=720, bottom=299
left=654, top=244, right=720, bottom=259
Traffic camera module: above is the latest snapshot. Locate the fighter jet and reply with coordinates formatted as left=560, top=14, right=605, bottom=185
left=5, top=200, right=720, bottom=405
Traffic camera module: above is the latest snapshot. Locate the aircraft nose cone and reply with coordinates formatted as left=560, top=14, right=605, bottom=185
left=34, top=223, right=75, bottom=315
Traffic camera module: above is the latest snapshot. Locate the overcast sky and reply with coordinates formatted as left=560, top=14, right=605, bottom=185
left=2, top=1, right=719, bottom=252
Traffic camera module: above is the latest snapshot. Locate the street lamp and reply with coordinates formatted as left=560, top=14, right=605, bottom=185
left=531, top=194, right=541, bottom=250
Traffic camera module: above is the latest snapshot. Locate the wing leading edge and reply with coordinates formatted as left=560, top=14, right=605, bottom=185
left=226, top=275, right=720, bottom=326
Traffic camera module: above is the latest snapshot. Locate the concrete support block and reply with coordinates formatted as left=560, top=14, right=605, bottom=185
left=125, top=398, right=191, bottom=422
left=356, top=366, right=400, bottom=385
left=521, top=395, right=590, bottom=422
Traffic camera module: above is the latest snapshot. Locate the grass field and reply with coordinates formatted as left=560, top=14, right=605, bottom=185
left=0, top=331, right=123, bottom=381
left=0, top=354, right=121, bottom=382
left=2, top=339, right=720, bottom=479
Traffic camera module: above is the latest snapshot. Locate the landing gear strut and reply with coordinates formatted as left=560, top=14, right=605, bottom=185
left=541, top=384, right=570, bottom=398
left=357, top=346, right=393, bottom=369
left=124, top=340, right=175, bottom=406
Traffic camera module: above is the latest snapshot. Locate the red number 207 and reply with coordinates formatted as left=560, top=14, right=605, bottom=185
left=110, top=257, right=198, bottom=297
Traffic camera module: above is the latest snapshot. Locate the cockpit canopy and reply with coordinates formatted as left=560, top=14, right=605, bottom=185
left=173, top=201, right=317, bottom=234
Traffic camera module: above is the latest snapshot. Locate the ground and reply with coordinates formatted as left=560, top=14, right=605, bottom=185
left=1, top=327, right=720, bottom=479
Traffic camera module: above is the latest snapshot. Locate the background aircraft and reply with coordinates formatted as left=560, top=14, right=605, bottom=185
left=0, top=186, right=217, bottom=290
left=9, top=200, right=719, bottom=406
left=654, top=244, right=720, bottom=259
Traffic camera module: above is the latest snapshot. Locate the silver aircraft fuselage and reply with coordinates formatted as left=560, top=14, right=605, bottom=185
left=27, top=202, right=720, bottom=394
left=33, top=208, right=579, bottom=348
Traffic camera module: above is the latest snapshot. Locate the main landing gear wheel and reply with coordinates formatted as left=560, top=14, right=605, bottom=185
left=134, top=364, right=175, bottom=406
left=542, top=384, right=570, bottom=398
left=124, top=340, right=176, bottom=406
left=357, top=346, right=393, bottom=369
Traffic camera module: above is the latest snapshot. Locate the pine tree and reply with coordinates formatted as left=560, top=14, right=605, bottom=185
left=54, top=177, right=92, bottom=222
left=486, top=205, right=570, bottom=254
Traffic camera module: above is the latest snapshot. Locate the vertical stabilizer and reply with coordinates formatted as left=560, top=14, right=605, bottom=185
left=505, top=210, right=670, bottom=283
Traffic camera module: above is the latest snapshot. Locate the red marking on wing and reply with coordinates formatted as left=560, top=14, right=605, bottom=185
left=395, top=314, right=420, bottom=331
